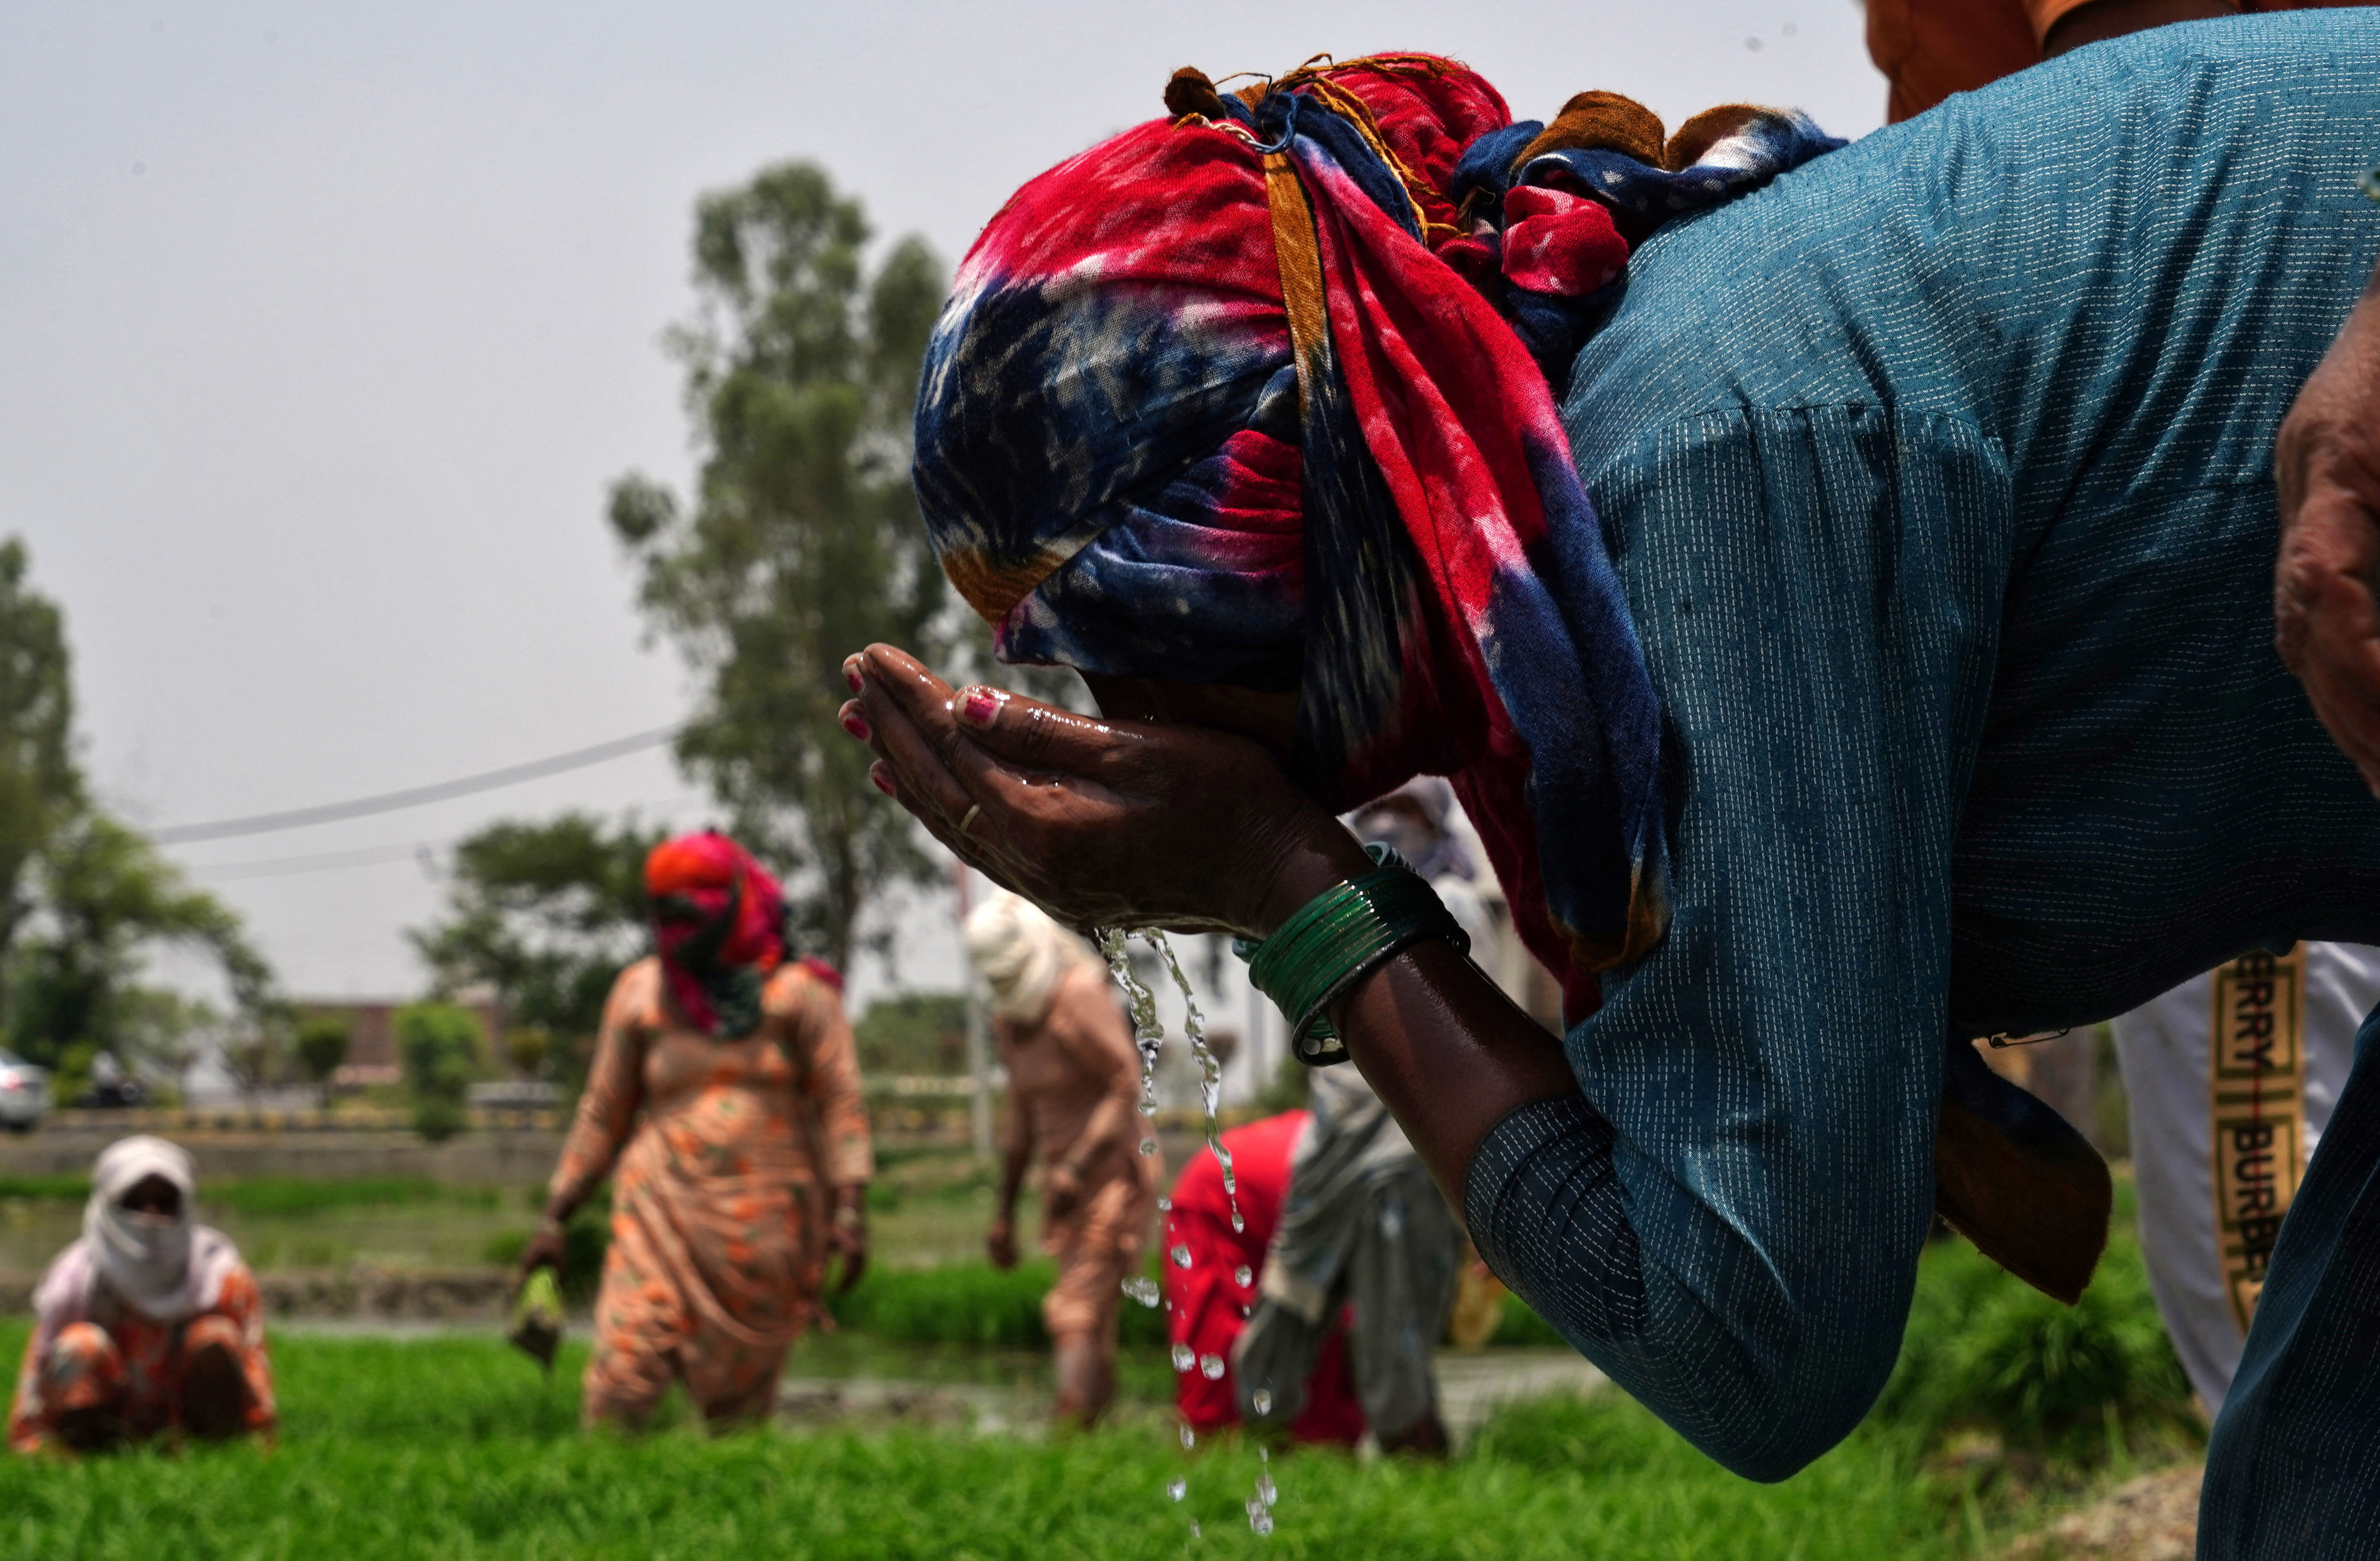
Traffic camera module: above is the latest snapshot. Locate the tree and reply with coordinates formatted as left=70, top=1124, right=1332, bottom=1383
left=609, top=160, right=951, bottom=972
left=0, top=539, right=84, bottom=982
left=396, top=1003, right=481, bottom=1143
left=294, top=1014, right=352, bottom=1107
left=410, top=813, right=660, bottom=1070
left=504, top=1026, right=555, bottom=1080
left=852, top=991, right=967, bottom=1076
left=115, top=987, right=221, bottom=1103
left=220, top=1026, right=283, bottom=1105
left=6, top=812, right=277, bottom=1071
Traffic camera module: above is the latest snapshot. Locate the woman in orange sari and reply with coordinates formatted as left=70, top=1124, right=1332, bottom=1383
left=521, top=831, right=874, bottom=1431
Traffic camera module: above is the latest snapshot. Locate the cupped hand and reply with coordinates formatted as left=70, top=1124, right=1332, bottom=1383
left=986, top=1217, right=1019, bottom=1271
left=2276, top=276, right=2380, bottom=794
left=838, top=645, right=1368, bottom=939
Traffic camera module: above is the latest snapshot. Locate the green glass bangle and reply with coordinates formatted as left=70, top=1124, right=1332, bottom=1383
left=1244, top=856, right=1469, bottom=1065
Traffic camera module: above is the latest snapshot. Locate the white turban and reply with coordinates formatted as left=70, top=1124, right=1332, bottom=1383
left=963, top=892, right=1097, bottom=1024
left=75, top=1135, right=232, bottom=1322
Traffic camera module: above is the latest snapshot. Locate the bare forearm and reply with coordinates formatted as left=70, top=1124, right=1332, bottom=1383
left=995, top=1147, right=1031, bottom=1220
left=1260, top=835, right=1579, bottom=1215
left=1329, top=940, right=1580, bottom=1212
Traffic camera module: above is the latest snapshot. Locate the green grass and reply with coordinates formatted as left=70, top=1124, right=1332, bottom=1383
left=829, top=1261, right=1173, bottom=1350
left=0, top=1175, right=502, bottom=1217
left=0, top=1324, right=1984, bottom=1561
left=0, top=1174, right=93, bottom=1202
left=0, top=1171, right=2196, bottom=1557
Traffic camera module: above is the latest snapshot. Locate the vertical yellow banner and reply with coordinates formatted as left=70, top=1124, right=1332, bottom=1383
left=2211, top=944, right=2307, bottom=1334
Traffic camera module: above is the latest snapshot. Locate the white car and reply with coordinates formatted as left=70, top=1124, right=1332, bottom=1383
left=0, top=1052, right=50, bottom=1133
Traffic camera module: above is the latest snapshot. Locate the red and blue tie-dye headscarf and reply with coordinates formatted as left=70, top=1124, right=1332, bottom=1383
left=915, top=55, right=1837, bottom=1015
left=645, top=831, right=789, bottom=1037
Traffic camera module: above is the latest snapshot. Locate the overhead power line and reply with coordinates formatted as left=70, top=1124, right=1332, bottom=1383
left=180, top=796, right=715, bottom=882
left=187, top=840, right=442, bottom=882
left=151, top=725, right=679, bottom=845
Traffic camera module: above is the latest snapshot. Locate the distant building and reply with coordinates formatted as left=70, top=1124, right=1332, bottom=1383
left=293, top=995, right=502, bottom=1088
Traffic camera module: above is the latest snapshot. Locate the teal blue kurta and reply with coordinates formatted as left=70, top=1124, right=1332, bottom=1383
left=1462, top=10, right=2380, bottom=1513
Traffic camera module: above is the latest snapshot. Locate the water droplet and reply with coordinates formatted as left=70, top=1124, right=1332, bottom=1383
left=1172, top=1342, right=1196, bottom=1372
left=1157, top=1196, right=1173, bottom=1212
left=1247, top=1501, right=1274, bottom=1536
left=1140, top=1137, right=1159, bottom=1156
left=1199, top=1353, right=1225, bottom=1380
left=1251, top=1387, right=1273, bottom=1416
left=1171, top=1243, right=1193, bottom=1269
left=1234, top=1264, right=1253, bottom=1288
left=1189, top=1521, right=1201, bottom=1538
left=1231, top=1210, right=1245, bottom=1234
left=1180, top=1423, right=1196, bottom=1449
left=1121, top=1276, right=1161, bottom=1307
left=1167, top=1478, right=1187, bottom=1502
left=1256, top=1470, right=1277, bottom=1504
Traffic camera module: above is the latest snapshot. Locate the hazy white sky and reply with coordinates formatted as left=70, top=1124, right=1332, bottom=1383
left=0, top=0, right=1885, bottom=1009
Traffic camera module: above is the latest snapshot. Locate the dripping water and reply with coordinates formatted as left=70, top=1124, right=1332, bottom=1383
left=1153, top=932, right=1243, bottom=1237
left=1249, top=1445, right=1278, bottom=1534
left=1092, top=928, right=1165, bottom=1131
left=1092, top=925, right=1264, bottom=1532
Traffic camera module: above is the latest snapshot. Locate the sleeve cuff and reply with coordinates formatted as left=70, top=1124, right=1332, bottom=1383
left=1462, top=1092, right=1645, bottom=1345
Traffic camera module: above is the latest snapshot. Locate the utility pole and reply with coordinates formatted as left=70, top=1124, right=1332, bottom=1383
left=952, top=859, right=994, bottom=1159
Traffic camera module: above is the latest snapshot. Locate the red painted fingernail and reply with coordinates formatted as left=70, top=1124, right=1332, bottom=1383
left=869, top=765, right=894, bottom=796
left=844, top=659, right=863, bottom=693
left=841, top=712, right=871, bottom=742
left=960, top=687, right=1000, bottom=727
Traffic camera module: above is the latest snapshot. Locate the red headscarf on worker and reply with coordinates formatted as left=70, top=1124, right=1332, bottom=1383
left=915, top=55, right=1838, bottom=1018
left=644, top=831, right=789, bottom=1037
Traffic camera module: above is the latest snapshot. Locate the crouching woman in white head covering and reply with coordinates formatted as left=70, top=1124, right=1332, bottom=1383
left=8, top=1136, right=276, bottom=1453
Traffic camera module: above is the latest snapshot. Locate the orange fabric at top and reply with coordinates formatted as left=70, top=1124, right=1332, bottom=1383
left=1866, top=0, right=2356, bottom=123
left=1866, top=0, right=2040, bottom=122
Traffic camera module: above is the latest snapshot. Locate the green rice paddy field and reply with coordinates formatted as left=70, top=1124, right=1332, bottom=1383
left=0, top=1211, right=2202, bottom=1561
left=0, top=1326, right=1962, bottom=1561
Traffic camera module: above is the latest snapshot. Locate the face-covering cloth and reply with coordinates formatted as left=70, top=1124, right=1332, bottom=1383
left=963, top=891, right=1097, bottom=1025
left=39, top=1135, right=238, bottom=1324
left=645, top=831, right=788, bottom=1038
